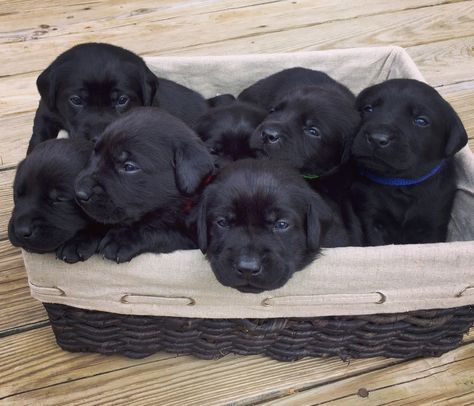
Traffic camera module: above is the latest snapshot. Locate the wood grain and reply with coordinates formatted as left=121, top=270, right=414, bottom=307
left=0, top=240, right=47, bottom=333
left=0, top=1, right=471, bottom=77
left=265, top=343, right=474, bottom=405
left=0, top=170, right=14, bottom=240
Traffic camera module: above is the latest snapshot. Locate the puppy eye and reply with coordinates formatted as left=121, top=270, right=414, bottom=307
left=54, top=196, right=71, bottom=204
left=116, top=95, right=130, bottom=107
left=209, top=148, right=219, bottom=155
left=122, top=161, right=140, bottom=173
left=304, top=127, right=321, bottom=138
left=273, top=220, right=289, bottom=231
left=216, top=218, right=230, bottom=228
left=362, top=104, right=373, bottom=113
left=69, top=95, right=83, bottom=107
left=269, top=107, right=276, bottom=113
left=413, top=116, right=429, bottom=127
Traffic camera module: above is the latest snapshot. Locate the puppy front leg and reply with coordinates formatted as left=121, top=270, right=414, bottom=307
left=27, top=101, right=62, bottom=154
left=99, top=224, right=195, bottom=263
left=56, top=228, right=104, bottom=264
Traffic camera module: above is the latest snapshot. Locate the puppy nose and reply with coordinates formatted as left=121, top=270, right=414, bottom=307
left=236, top=256, right=262, bottom=278
left=16, top=223, right=33, bottom=239
left=367, top=132, right=392, bottom=148
left=261, top=127, right=281, bottom=144
left=75, top=188, right=92, bottom=202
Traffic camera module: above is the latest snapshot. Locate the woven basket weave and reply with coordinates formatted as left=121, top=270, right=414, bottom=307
left=44, top=303, right=473, bottom=360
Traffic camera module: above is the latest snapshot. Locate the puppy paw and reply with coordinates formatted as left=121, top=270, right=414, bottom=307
left=56, top=233, right=100, bottom=263
left=99, top=228, right=142, bottom=263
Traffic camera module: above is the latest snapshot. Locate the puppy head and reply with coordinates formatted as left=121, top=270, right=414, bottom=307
left=250, top=86, right=359, bottom=176
left=195, top=101, right=268, bottom=168
left=195, top=159, right=332, bottom=293
left=353, top=79, right=467, bottom=176
left=75, top=107, right=214, bottom=224
left=37, top=42, right=159, bottom=142
left=8, top=139, right=92, bottom=253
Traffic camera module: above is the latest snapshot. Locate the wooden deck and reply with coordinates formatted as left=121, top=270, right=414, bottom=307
left=0, top=1, right=473, bottom=404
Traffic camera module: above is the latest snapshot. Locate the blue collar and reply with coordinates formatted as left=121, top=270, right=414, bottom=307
left=359, top=160, right=445, bottom=186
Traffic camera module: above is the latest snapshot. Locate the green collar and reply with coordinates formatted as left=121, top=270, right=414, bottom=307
left=302, top=173, right=320, bottom=180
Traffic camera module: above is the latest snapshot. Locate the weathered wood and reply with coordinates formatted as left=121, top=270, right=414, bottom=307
left=0, top=170, right=14, bottom=240
left=0, top=1, right=471, bottom=77
left=265, top=343, right=474, bottom=405
left=0, top=240, right=47, bottom=333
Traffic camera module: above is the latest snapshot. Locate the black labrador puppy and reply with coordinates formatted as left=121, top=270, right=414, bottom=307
left=194, top=100, right=268, bottom=167
left=75, top=107, right=214, bottom=263
left=28, top=42, right=208, bottom=153
left=351, top=79, right=467, bottom=245
left=238, top=67, right=354, bottom=110
left=8, top=139, right=104, bottom=263
left=195, top=159, right=361, bottom=293
left=240, top=68, right=360, bottom=199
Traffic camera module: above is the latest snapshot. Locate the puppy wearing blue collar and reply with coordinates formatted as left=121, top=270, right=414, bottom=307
left=351, top=79, right=467, bottom=245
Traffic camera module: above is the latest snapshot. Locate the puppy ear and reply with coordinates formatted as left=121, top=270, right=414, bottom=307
left=174, top=140, right=215, bottom=195
left=195, top=194, right=208, bottom=253
left=207, top=94, right=236, bottom=108
left=306, top=192, right=333, bottom=251
left=36, top=65, right=57, bottom=111
left=444, top=105, right=467, bottom=157
left=141, top=66, right=159, bottom=106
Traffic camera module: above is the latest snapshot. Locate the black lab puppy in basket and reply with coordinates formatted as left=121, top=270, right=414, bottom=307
left=75, top=107, right=215, bottom=263
left=352, top=79, right=468, bottom=245
left=195, top=159, right=362, bottom=293
left=28, top=43, right=208, bottom=153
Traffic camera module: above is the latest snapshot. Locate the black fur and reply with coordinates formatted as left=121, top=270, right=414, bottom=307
left=195, top=159, right=360, bottom=293
left=238, top=67, right=354, bottom=110
left=194, top=100, right=268, bottom=168
left=8, top=139, right=104, bottom=263
left=351, top=79, right=467, bottom=245
left=75, top=107, right=214, bottom=263
left=28, top=42, right=207, bottom=153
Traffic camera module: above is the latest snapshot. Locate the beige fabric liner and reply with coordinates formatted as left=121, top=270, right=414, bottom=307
left=25, top=46, right=474, bottom=319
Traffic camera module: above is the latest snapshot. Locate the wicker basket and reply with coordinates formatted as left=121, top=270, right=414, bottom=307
left=44, top=303, right=473, bottom=360
left=25, top=47, right=474, bottom=361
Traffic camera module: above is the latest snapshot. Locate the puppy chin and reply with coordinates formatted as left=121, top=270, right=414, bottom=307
left=210, top=258, right=294, bottom=293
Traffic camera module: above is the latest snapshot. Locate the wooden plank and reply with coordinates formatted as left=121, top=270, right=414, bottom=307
left=265, top=343, right=474, bottom=405
left=0, top=326, right=176, bottom=399
left=408, top=36, right=474, bottom=87
left=0, top=324, right=403, bottom=403
left=0, top=170, right=14, bottom=240
left=0, top=240, right=47, bottom=333
left=0, top=1, right=472, bottom=77
left=0, top=112, right=31, bottom=169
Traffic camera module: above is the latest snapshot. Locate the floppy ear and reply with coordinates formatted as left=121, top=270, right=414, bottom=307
left=174, top=140, right=215, bottom=195
left=444, top=106, right=467, bottom=157
left=141, top=66, right=159, bottom=106
left=195, top=194, right=208, bottom=254
left=36, top=65, right=57, bottom=111
left=207, top=94, right=236, bottom=108
left=306, top=192, right=334, bottom=251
